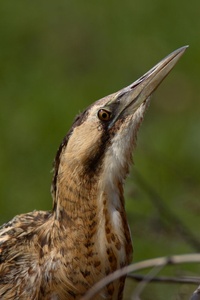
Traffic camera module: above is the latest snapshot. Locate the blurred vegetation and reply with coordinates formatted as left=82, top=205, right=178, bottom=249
left=0, top=0, right=200, bottom=299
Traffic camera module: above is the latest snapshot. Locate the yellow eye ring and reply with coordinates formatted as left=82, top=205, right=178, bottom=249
left=97, top=109, right=112, bottom=122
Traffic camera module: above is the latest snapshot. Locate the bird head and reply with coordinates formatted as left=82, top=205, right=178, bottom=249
left=52, top=46, right=187, bottom=202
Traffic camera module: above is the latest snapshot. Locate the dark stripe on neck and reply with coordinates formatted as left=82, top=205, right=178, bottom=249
left=51, top=109, right=89, bottom=200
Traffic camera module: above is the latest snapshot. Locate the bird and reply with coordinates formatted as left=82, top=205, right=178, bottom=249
left=0, top=46, right=187, bottom=300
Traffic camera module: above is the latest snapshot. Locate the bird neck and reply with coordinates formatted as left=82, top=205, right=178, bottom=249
left=53, top=160, right=99, bottom=223
left=52, top=158, right=132, bottom=265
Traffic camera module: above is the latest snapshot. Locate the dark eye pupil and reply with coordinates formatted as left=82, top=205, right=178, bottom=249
left=102, top=113, right=108, bottom=119
left=98, top=109, right=111, bottom=122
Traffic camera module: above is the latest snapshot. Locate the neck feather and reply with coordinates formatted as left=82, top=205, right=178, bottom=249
left=53, top=154, right=133, bottom=264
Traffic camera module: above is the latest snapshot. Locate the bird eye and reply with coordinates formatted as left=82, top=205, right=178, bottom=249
left=97, top=109, right=112, bottom=122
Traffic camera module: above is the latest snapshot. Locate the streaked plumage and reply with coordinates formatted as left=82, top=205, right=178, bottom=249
left=0, top=47, right=187, bottom=299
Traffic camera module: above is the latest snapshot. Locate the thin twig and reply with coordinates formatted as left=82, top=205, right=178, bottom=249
left=127, top=274, right=200, bottom=285
left=80, top=254, right=200, bottom=300
left=134, top=170, right=200, bottom=251
left=131, top=263, right=165, bottom=300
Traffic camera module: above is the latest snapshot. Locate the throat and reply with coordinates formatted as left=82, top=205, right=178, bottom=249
left=97, top=179, right=133, bottom=268
left=53, top=163, right=132, bottom=265
left=53, top=165, right=98, bottom=225
left=51, top=162, right=133, bottom=298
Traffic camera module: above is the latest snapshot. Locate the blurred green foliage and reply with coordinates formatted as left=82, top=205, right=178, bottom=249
left=0, top=1, right=200, bottom=298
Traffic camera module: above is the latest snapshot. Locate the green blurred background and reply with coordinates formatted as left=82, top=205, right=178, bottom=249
left=0, top=1, right=200, bottom=299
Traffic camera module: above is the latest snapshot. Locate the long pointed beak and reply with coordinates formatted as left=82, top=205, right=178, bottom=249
left=107, top=46, right=188, bottom=128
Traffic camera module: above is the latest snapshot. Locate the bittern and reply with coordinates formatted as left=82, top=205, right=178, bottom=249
left=0, top=46, right=187, bottom=300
